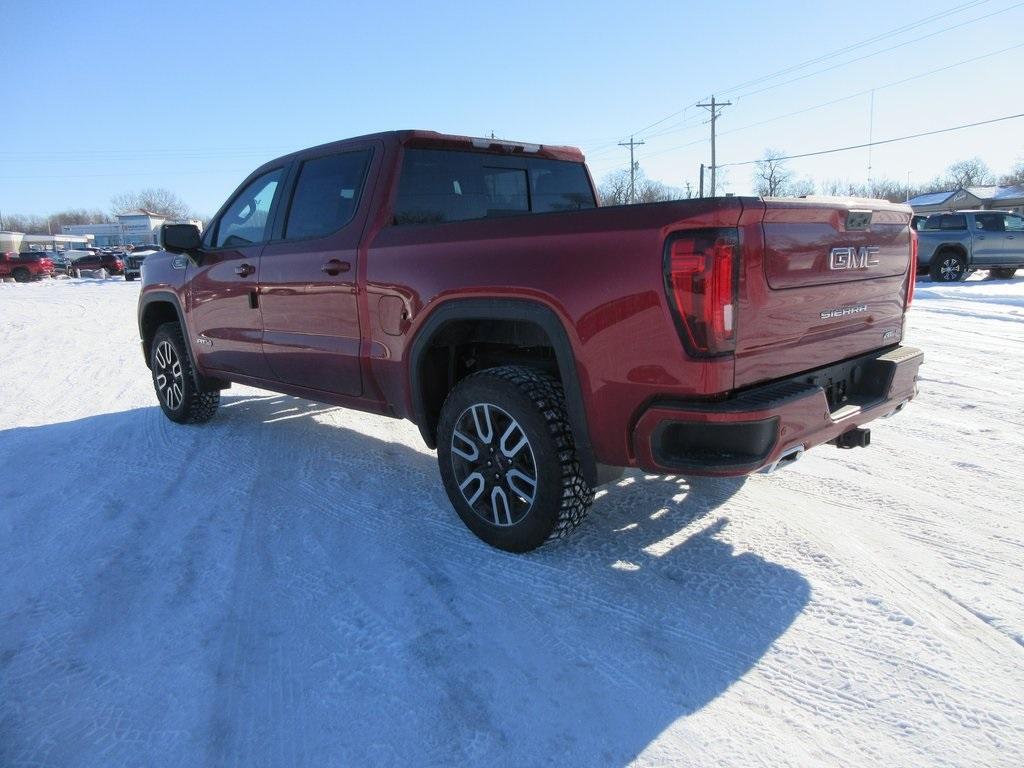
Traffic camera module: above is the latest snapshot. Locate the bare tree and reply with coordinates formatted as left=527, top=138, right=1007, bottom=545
left=999, top=159, right=1024, bottom=187
left=599, top=167, right=680, bottom=205
left=599, top=169, right=632, bottom=206
left=111, top=188, right=193, bottom=220
left=943, top=157, right=993, bottom=189
left=753, top=149, right=794, bottom=197
left=0, top=209, right=113, bottom=235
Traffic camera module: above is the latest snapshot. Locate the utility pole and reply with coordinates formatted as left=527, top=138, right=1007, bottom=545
left=867, top=89, right=875, bottom=194
left=696, top=96, right=731, bottom=196
left=618, top=136, right=645, bottom=203
left=699, top=164, right=705, bottom=198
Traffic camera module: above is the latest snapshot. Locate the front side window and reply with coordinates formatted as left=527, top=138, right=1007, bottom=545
left=284, top=150, right=371, bottom=240
left=214, top=168, right=283, bottom=248
left=393, top=149, right=596, bottom=225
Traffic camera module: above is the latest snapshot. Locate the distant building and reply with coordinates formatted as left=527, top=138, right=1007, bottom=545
left=0, top=231, right=92, bottom=253
left=907, top=185, right=1024, bottom=216
left=61, top=210, right=202, bottom=247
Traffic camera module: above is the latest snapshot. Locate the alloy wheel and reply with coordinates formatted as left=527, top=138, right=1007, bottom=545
left=450, top=402, right=538, bottom=527
left=939, top=257, right=963, bottom=281
left=154, top=340, right=184, bottom=410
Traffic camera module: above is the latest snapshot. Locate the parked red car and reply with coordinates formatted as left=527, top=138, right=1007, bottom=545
left=73, top=252, right=124, bottom=275
left=138, top=130, right=922, bottom=551
left=0, top=252, right=54, bottom=281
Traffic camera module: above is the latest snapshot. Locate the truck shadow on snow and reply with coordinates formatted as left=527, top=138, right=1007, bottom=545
left=1, top=394, right=810, bottom=767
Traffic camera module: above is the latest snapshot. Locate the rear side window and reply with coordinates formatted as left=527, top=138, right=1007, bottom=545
left=393, top=149, right=596, bottom=225
left=284, top=150, right=371, bottom=240
left=1006, top=214, right=1024, bottom=231
left=974, top=213, right=1005, bottom=231
left=926, top=213, right=967, bottom=231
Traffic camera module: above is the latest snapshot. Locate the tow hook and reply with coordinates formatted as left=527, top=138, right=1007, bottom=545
left=832, top=427, right=871, bottom=449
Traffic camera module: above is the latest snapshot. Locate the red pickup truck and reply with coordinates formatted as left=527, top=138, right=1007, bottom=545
left=0, top=252, right=55, bottom=282
left=139, top=130, right=922, bottom=552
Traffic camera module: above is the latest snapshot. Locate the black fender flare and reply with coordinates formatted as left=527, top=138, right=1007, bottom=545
left=408, top=298, right=597, bottom=485
left=137, top=290, right=215, bottom=391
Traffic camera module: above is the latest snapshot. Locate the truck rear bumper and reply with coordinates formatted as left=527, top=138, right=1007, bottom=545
left=631, top=345, right=923, bottom=476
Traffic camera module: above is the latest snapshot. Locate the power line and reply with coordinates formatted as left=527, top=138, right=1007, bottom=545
left=610, top=0, right=1015, bottom=147
left=706, top=0, right=992, bottom=98
left=717, top=112, right=1024, bottom=168
left=587, top=38, right=1024, bottom=171
left=727, top=1, right=1024, bottom=101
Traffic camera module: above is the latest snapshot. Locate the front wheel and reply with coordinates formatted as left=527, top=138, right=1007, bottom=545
left=929, top=252, right=968, bottom=282
left=149, top=322, right=219, bottom=424
left=436, top=366, right=594, bottom=552
left=12, top=268, right=30, bottom=283
left=124, top=273, right=135, bottom=282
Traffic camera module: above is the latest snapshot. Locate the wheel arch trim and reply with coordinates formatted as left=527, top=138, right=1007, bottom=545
left=408, top=298, right=597, bottom=485
left=137, top=291, right=205, bottom=388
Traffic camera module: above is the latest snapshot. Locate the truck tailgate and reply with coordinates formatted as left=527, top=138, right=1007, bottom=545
left=734, top=197, right=914, bottom=389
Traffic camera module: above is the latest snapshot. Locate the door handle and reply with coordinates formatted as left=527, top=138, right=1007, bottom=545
left=235, top=263, right=255, bottom=277
left=1007, top=235, right=1016, bottom=240
left=321, top=259, right=351, bottom=276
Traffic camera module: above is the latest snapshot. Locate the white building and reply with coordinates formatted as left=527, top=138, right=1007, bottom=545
left=61, top=210, right=201, bottom=247
left=1, top=231, right=92, bottom=253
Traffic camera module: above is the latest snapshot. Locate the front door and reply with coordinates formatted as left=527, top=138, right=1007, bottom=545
left=188, top=167, right=284, bottom=379
left=259, top=147, right=374, bottom=396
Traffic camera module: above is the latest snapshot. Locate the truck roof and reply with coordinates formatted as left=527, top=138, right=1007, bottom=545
left=255, top=130, right=586, bottom=174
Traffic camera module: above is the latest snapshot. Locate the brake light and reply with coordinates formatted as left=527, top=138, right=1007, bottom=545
left=664, top=228, right=739, bottom=357
left=906, top=229, right=918, bottom=308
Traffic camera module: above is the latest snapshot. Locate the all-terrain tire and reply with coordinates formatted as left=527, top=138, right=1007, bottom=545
left=929, top=251, right=968, bottom=282
left=436, top=365, right=594, bottom=552
left=150, top=322, right=220, bottom=424
left=125, top=274, right=135, bottom=282
left=12, top=268, right=30, bottom=283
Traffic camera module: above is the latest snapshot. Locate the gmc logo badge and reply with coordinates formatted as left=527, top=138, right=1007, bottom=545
left=829, top=246, right=880, bottom=270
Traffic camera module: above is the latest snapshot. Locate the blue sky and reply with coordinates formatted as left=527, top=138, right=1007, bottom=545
left=3, top=0, right=1022, bottom=217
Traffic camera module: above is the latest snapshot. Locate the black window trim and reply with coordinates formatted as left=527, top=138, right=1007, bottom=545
left=204, top=166, right=288, bottom=252
left=274, top=146, right=375, bottom=245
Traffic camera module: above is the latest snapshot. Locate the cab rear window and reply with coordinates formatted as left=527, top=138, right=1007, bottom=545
left=393, top=149, right=596, bottom=225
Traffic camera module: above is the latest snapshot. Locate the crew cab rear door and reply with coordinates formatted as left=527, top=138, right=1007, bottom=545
left=258, top=141, right=379, bottom=397
left=734, top=197, right=913, bottom=388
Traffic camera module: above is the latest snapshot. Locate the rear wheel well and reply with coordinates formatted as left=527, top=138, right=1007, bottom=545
left=936, top=245, right=967, bottom=260
left=416, top=318, right=561, bottom=446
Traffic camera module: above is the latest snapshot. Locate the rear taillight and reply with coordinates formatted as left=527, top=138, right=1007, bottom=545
left=906, top=229, right=918, bottom=308
left=664, top=228, right=740, bottom=357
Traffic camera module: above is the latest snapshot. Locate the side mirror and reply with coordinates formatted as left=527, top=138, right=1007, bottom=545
left=161, top=223, right=202, bottom=257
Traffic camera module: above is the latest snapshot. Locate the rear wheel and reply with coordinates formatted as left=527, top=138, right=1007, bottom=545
left=12, top=268, right=30, bottom=283
left=929, top=251, right=968, bottom=282
left=988, top=267, right=1017, bottom=280
left=436, top=366, right=593, bottom=552
left=150, top=322, right=219, bottom=424
left=125, top=273, right=135, bottom=282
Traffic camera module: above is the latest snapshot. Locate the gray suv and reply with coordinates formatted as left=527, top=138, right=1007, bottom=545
left=917, top=210, right=1024, bottom=282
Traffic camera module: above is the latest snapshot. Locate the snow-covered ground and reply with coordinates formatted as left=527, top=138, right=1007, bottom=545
left=1, top=276, right=1022, bottom=767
